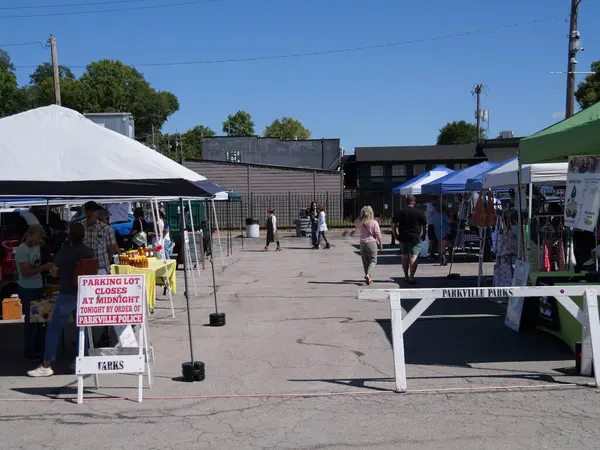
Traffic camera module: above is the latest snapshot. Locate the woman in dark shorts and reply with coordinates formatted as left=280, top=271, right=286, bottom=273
left=441, top=213, right=458, bottom=266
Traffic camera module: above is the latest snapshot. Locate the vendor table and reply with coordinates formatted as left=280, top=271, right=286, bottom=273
left=527, top=272, right=597, bottom=353
left=110, top=259, right=177, bottom=312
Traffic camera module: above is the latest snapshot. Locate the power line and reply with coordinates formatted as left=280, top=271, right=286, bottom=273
left=0, top=0, right=220, bottom=19
left=0, top=0, right=146, bottom=10
left=0, top=40, right=46, bottom=48
left=15, top=15, right=556, bottom=69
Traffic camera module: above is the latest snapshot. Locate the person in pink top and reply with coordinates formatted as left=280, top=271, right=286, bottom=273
left=356, top=206, right=382, bottom=285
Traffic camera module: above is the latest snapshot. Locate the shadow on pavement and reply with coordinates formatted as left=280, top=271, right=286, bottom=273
left=374, top=309, right=573, bottom=367
left=287, top=376, right=395, bottom=392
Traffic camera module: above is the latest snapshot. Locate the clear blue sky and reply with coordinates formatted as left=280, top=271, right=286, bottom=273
left=2, top=0, right=599, bottom=152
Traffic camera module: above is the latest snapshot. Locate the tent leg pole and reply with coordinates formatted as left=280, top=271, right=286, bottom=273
left=180, top=198, right=194, bottom=364
left=211, top=200, right=225, bottom=268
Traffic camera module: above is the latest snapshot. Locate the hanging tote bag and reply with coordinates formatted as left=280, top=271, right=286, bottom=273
left=493, top=257, right=513, bottom=287
left=132, top=219, right=147, bottom=247
left=471, top=190, right=496, bottom=228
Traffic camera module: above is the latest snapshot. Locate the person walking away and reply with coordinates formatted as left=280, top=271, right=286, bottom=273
left=357, top=206, right=382, bottom=285
left=264, top=208, right=281, bottom=251
left=316, top=205, right=330, bottom=249
left=308, top=201, right=318, bottom=248
left=82, top=201, right=118, bottom=275
left=15, top=225, right=55, bottom=360
left=27, top=223, right=95, bottom=377
left=426, top=200, right=438, bottom=259
left=396, top=195, right=427, bottom=284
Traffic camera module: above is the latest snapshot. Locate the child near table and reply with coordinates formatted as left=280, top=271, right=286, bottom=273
left=15, top=224, right=55, bottom=360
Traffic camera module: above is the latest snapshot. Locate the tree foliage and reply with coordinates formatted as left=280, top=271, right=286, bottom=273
left=575, top=60, right=600, bottom=110
left=0, top=49, right=27, bottom=117
left=264, top=116, right=311, bottom=140
left=437, top=120, right=483, bottom=145
left=157, top=125, right=215, bottom=160
left=16, top=58, right=179, bottom=143
left=30, top=62, right=75, bottom=85
left=223, top=110, right=255, bottom=136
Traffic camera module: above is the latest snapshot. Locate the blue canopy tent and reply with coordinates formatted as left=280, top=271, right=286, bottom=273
left=466, top=158, right=515, bottom=191
left=421, top=162, right=498, bottom=195
left=421, top=161, right=498, bottom=273
left=392, top=166, right=454, bottom=195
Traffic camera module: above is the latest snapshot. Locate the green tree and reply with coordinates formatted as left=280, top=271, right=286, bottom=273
left=223, top=110, right=254, bottom=136
left=79, top=59, right=179, bottom=140
left=23, top=59, right=179, bottom=141
left=575, top=60, right=600, bottom=109
left=264, top=116, right=311, bottom=140
left=0, top=49, right=27, bottom=117
left=156, top=126, right=215, bottom=160
left=182, top=125, right=216, bottom=158
left=29, top=62, right=75, bottom=85
left=23, top=75, right=93, bottom=113
left=437, top=120, right=484, bottom=145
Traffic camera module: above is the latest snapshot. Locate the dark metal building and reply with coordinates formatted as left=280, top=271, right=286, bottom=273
left=200, top=137, right=342, bottom=170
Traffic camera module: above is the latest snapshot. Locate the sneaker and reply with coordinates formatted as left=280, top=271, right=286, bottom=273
left=27, top=365, right=54, bottom=377
left=263, top=247, right=269, bottom=252
left=325, top=244, right=331, bottom=249
left=276, top=247, right=281, bottom=251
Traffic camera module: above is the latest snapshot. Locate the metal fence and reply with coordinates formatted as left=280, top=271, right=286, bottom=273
left=208, top=191, right=402, bottom=231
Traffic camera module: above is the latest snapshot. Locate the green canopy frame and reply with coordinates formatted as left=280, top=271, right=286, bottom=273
left=519, top=101, right=600, bottom=164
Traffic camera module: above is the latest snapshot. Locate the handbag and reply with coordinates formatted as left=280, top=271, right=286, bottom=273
left=132, top=219, right=147, bottom=247
left=471, top=190, right=496, bottom=228
left=493, top=258, right=513, bottom=287
left=498, top=227, right=517, bottom=257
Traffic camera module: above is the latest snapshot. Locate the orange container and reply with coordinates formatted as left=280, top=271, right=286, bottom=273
left=2, top=298, right=22, bottom=320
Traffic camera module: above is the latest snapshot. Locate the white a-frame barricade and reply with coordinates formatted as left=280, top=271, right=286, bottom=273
left=358, top=286, right=600, bottom=393
left=76, top=274, right=148, bottom=404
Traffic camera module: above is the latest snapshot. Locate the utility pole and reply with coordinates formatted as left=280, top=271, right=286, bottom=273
left=566, top=0, right=583, bottom=118
left=49, top=35, right=61, bottom=105
left=473, top=84, right=484, bottom=142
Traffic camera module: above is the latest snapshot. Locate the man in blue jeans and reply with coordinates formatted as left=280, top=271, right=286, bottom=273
left=28, top=223, right=94, bottom=377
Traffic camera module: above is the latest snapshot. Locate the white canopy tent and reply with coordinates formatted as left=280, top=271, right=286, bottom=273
left=0, top=105, right=212, bottom=198
left=392, top=166, right=454, bottom=195
left=482, top=158, right=568, bottom=188
left=0, top=105, right=220, bottom=386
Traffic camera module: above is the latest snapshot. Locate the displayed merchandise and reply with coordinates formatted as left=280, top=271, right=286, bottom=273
left=118, top=248, right=154, bottom=268
left=2, top=297, right=22, bottom=320
left=471, top=190, right=496, bottom=228
left=565, top=155, right=600, bottom=232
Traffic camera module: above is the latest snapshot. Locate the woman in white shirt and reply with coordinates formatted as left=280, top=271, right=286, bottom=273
left=316, top=205, right=330, bottom=249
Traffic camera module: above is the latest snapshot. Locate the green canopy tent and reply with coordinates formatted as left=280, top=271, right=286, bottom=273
left=519, top=101, right=600, bottom=164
